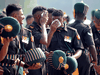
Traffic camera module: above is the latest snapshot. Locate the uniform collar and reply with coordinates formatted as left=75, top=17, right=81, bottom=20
left=57, top=25, right=67, bottom=32
left=32, top=21, right=42, bottom=32
left=75, top=20, right=83, bottom=23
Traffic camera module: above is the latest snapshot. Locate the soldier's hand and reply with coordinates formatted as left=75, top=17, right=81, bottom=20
left=93, top=64, right=100, bottom=74
left=45, top=51, right=53, bottom=62
left=45, top=51, right=53, bottom=58
left=23, top=68, right=29, bottom=74
left=3, top=37, right=14, bottom=45
left=28, top=63, right=42, bottom=70
left=50, top=19, right=61, bottom=32
left=92, top=60, right=97, bottom=65
left=40, top=11, right=48, bottom=25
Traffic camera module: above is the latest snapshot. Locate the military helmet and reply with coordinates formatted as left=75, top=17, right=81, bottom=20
left=0, top=17, right=20, bottom=38
left=74, top=2, right=89, bottom=15
left=25, top=48, right=46, bottom=66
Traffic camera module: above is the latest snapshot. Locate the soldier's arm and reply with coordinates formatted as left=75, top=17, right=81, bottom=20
left=71, top=30, right=83, bottom=59
left=39, top=12, right=48, bottom=45
left=71, top=50, right=82, bottom=59
left=0, top=37, right=13, bottom=61
left=89, top=45, right=97, bottom=65
left=47, top=20, right=60, bottom=48
left=84, top=27, right=97, bottom=65
left=15, top=58, right=42, bottom=70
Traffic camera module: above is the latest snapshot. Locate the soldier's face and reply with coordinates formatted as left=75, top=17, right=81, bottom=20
left=27, top=17, right=34, bottom=25
left=52, top=16, right=63, bottom=25
left=93, top=16, right=100, bottom=29
left=34, top=10, right=48, bottom=25
left=15, top=9, right=25, bottom=25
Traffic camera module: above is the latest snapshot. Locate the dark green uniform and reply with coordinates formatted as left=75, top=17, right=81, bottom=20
left=18, top=27, right=34, bottom=52
left=92, top=25, right=100, bottom=65
left=91, top=9, right=100, bottom=66
left=70, top=20, right=94, bottom=75
left=0, top=36, right=19, bottom=75
left=0, top=26, right=34, bottom=75
left=17, top=27, right=34, bottom=75
left=28, top=21, right=46, bottom=75
left=46, top=26, right=84, bottom=75
left=69, top=2, right=95, bottom=75
left=28, top=21, right=46, bottom=51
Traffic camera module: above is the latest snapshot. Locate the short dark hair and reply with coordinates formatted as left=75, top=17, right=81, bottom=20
left=6, top=4, right=22, bottom=16
left=47, top=8, right=56, bottom=13
left=26, top=15, right=33, bottom=20
left=32, top=6, right=47, bottom=15
left=52, top=10, right=63, bottom=16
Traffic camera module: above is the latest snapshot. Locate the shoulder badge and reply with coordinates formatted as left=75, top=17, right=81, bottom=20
left=67, top=26, right=77, bottom=31
left=30, top=26, right=34, bottom=29
left=31, top=36, right=34, bottom=42
left=24, top=27, right=32, bottom=32
left=76, top=34, right=80, bottom=40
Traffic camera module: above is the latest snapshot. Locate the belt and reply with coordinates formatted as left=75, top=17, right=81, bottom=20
left=1, top=54, right=17, bottom=67
left=1, top=60, right=15, bottom=66
left=7, top=54, right=17, bottom=60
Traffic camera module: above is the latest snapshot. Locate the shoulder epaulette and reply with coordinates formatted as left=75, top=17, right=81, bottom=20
left=29, top=26, right=34, bottom=29
left=23, top=27, right=32, bottom=32
left=28, top=24, right=34, bottom=29
left=67, top=26, right=77, bottom=32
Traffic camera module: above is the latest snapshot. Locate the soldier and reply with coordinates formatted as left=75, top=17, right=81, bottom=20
left=46, top=8, right=56, bottom=32
left=47, top=8, right=56, bottom=26
left=0, top=4, right=42, bottom=75
left=26, top=15, right=34, bottom=28
left=90, top=10, right=95, bottom=27
left=0, top=16, right=12, bottom=62
left=0, top=37, right=13, bottom=62
left=92, top=9, right=100, bottom=65
left=46, top=9, right=84, bottom=75
left=28, top=6, right=48, bottom=75
left=69, top=2, right=97, bottom=75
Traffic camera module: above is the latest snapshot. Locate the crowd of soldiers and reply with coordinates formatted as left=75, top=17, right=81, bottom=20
left=0, top=1, right=100, bottom=75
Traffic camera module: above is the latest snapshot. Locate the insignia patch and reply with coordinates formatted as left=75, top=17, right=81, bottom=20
left=76, top=34, right=80, bottom=40
left=87, top=32, right=92, bottom=36
left=30, top=26, right=34, bottom=29
left=22, top=36, right=29, bottom=44
left=31, top=36, right=34, bottom=42
left=64, top=36, right=72, bottom=43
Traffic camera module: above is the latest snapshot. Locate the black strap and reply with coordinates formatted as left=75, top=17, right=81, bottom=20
left=16, top=55, right=22, bottom=75
left=64, top=42, right=75, bottom=56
